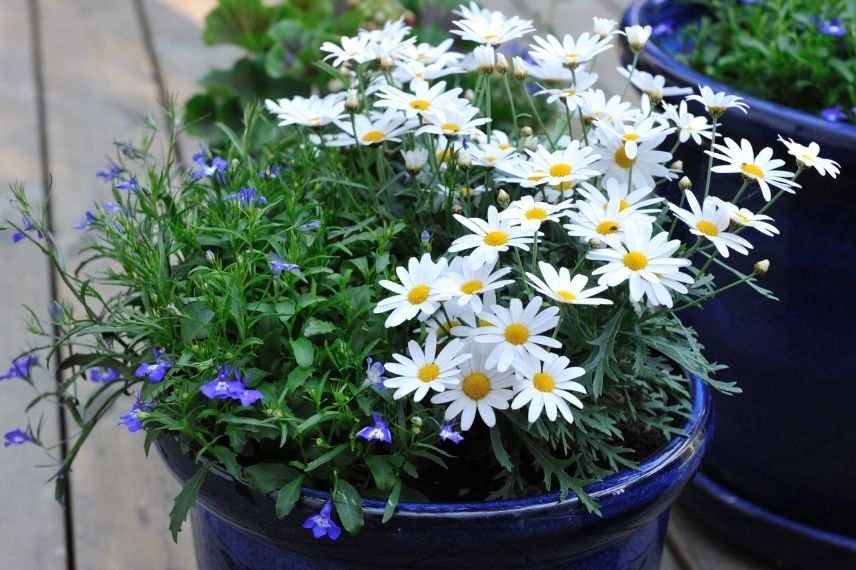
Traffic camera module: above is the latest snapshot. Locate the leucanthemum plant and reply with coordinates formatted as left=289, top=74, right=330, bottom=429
left=2, top=3, right=842, bottom=544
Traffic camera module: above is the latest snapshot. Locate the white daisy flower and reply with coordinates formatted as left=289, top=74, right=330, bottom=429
left=617, top=67, right=693, bottom=102
left=375, top=80, right=465, bottom=118
left=708, top=138, right=800, bottom=201
left=430, top=342, right=515, bottom=430
left=393, top=59, right=463, bottom=86
left=641, top=270, right=695, bottom=308
left=420, top=300, right=476, bottom=341
left=265, top=93, right=346, bottom=128
left=374, top=254, right=450, bottom=327
left=530, top=33, right=613, bottom=69
left=669, top=190, right=753, bottom=257
left=450, top=206, right=537, bottom=269
left=470, top=296, right=562, bottom=372
left=434, top=134, right=464, bottom=165
left=495, top=158, right=549, bottom=189
left=594, top=132, right=675, bottom=190
left=565, top=197, right=648, bottom=243
left=595, top=115, right=673, bottom=160
left=577, top=178, right=664, bottom=215
left=384, top=335, right=470, bottom=402
left=439, top=258, right=514, bottom=314
left=468, top=141, right=518, bottom=168
left=593, top=17, right=619, bottom=38
left=663, top=100, right=713, bottom=145
left=511, top=354, right=586, bottom=424
left=403, top=147, right=429, bottom=173
left=526, top=142, right=602, bottom=187
left=451, top=2, right=535, bottom=46
left=777, top=136, right=841, bottom=178
left=417, top=104, right=491, bottom=138
left=401, top=38, right=463, bottom=67
left=588, top=221, right=692, bottom=307
left=623, top=25, right=653, bottom=51
left=320, top=35, right=374, bottom=67
left=687, top=85, right=749, bottom=115
left=535, top=70, right=599, bottom=111
left=713, top=199, right=780, bottom=237
left=500, top=195, right=572, bottom=233
left=579, top=90, right=634, bottom=126
left=526, top=59, right=575, bottom=84
left=526, top=261, right=612, bottom=306
left=471, top=44, right=497, bottom=73
left=332, top=110, right=415, bottom=146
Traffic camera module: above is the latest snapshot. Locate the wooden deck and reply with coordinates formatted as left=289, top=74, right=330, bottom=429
left=0, top=1, right=769, bottom=569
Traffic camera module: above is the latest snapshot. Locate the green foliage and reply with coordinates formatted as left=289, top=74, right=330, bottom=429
left=676, top=0, right=856, bottom=121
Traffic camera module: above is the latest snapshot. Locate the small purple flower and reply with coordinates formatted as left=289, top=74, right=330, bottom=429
left=226, top=186, right=268, bottom=207
left=356, top=413, right=392, bottom=444
left=737, top=0, right=762, bottom=4
left=4, top=428, right=33, bottom=447
left=89, top=367, right=121, bottom=383
left=303, top=501, right=341, bottom=540
left=200, top=366, right=263, bottom=406
left=821, top=106, right=849, bottom=122
left=270, top=255, right=300, bottom=275
left=134, top=349, right=173, bottom=383
left=96, top=163, right=124, bottom=182
left=12, top=216, right=43, bottom=243
left=652, top=22, right=674, bottom=37
left=102, top=201, right=122, bottom=214
left=363, top=358, right=385, bottom=389
left=75, top=210, right=97, bottom=230
left=191, top=152, right=229, bottom=182
left=298, top=220, right=321, bottom=232
left=116, top=177, right=140, bottom=192
left=0, top=355, right=38, bottom=381
left=119, top=394, right=154, bottom=433
left=818, top=18, right=847, bottom=37
left=439, top=421, right=464, bottom=444
left=258, top=165, right=282, bottom=178
left=116, top=141, right=143, bottom=159
left=420, top=230, right=431, bottom=243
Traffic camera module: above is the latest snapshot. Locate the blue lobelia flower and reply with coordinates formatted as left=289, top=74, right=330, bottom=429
left=363, top=358, right=386, bottom=390
left=134, top=348, right=174, bottom=383
left=116, top=177, right=140, bottom=192
left=270, top=255, right=300, bottom=276
left=226, top=186, right=268, bottom=207
left=4, top=428, right=33, bottom=447
left=420, top=230, right=431, bottom=243
left=191, top=151, right=229, bottom=182
left=258, top=165, right=282, bottom=178
left=303, top=501, right=342, bottom=540
left=75, top=210, right=97, bottom=230
left=200, top=366, right=263, bottom=406
left=89, top=367, right=121, bottom=383
left=96, top=162, right=124, bottom=182
left=12, top=216, right=43, bottom=244
left=818, top=18, right=847, bottom=37
left=0, top=355, right=38, bottom=381
left=439, top=421, right=464, bottom=444
left=297, top=220, right=321, bottom=232
left=119, top=394, right=155, bottom=433
left=356, top=413, right=392, bottom=444
left=821, top=106, right=849, bottom=122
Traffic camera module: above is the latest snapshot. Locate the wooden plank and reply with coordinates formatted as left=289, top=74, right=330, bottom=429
left=668, top=506, right=770, bottom=570
left=0, top=2, right=69, bottom=569
left=37, top=0, right=197, bottom=568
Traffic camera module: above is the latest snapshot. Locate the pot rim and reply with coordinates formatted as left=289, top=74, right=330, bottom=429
left=622, top=0, right=856, bottom=141
left=187, top=372, right=710, bottom=518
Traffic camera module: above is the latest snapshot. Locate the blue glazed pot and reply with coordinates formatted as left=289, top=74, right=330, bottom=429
left=158, top=374, right=711, bottom=570
left=621, top=1, right=856, bottom=567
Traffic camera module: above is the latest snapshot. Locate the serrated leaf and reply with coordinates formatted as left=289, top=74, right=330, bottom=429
left=333, top=478, right=364, bottom=533
left=210, top=446, right=242, bottom=481
left=169, top=464, right=210, bottom=542
left=290, top=337, right=315, bottom=367
left=489, top=428, right=513, bottom=472
left=303, top=318, right=336, bottom=337
left=285, top=367, right=314, bottom=393
left=275, top=476, right=304, bottom=519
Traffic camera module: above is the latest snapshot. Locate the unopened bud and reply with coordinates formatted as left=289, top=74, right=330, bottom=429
left=495, top=53, right=509, bottom=74
left=345, top=89, right=360, bottom=112
left=520, top=126, right=534, bottom=138
left=464, top=89, right=476, bottom=102
left=379, top=56, right=394, bottom=71
left=754, top=259, right=770, bottom=275
left=678, top=176, right=692, bottom=191
left=497, top=189, right=511, bottom=207
left=403, top=10, right=416, bottom=26
left=457, top=151, right=472, bottom=169
left=589, top=238, right=603, bottom=248
left=327, top=79, right=345, bottom=92
left=451, top=203, right=464, bottom=214
left=671, top=160, right=684, bottom=172
left=474, top=45, right=496, bottom=74
left=410, top=416, right=423, bottom=434
left=512, top=56, right=528, bottom=80
left=205, top=250, right=216, bottom=264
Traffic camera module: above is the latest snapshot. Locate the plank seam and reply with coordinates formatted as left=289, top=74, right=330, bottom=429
left=27, top=1, right=77, bottom=569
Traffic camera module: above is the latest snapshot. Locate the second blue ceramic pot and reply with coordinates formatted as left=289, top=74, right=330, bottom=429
left=158, top=374, right=711, bottom=570
left=621, top=2, right=856, bottom=568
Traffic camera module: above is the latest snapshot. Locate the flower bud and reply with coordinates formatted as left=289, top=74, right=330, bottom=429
left=403, top=10, right=416, bottom=26
left=497, top=189, right=511, bottom=207
left=345, top=88, right=360, bottom=113
left=420, top=230, right=431, bottom=243
left=495, top=53, right=509, bottom=74
left=205, top=250, right=216, bottom=264
left=589, top=238, right=603, bottom=248
left=671, top=160, right=684, bottom=172
left=520, top=126, right=534, bottom=138
left=464, top=89, right=476, bottom=102
left=410, top=416, right=423, bottom=435
left=379, top=56, right=394, bottom=71
left=625, top=25, right=653, bottom=53
left=451, top=203, right=464, bottom=214
left=474, top=45, right=496, bottom=74
left=512, top=56, right=528, bottom=80
left=457, top=151, right=472, bottom=169
left=678, top=176, right=692, bottom=191
left=754, top=259, right=770, bottom=275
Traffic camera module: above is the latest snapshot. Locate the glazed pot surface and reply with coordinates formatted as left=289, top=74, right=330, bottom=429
left=159, top=375, right=711, bottom=570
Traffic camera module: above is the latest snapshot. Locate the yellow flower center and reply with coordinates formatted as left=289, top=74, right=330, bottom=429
left=442, top=122, right=461, bottom=134
left=308, top=115, right=322, bottom=125
left=623, top=133, right=641, bottom=142
left=695, top=220, right=719, bottom=237
left=460, top=280, right=484, bottom=295
left=549, top=163, right=573, bottom=177
left=533, top=371, right=556, bottom=392
left=613, top=147, right=636, bottom=170
left=623, top=250, right=649, bottom=271
left=462, top=372, right=491, bottom=400
left=504, top=323, right=530, bottom=345
left=410, top=99, right=431, bottom=111
left=554, top=181, right=574, bottom=193
left=525, top=207, right=548, bottom=221
left=437, top=319, right=461, bottom=338
left=557, top=290, right=577, bottom=302
left=498, top=143, right=512, bottom=150
left=482, top=32, right=498, bottom=42
left=619, top=199, right=631, bottom=212
left=361, top=130, right=385, bottom=143
left=407, top=284, right=431, bottom=305
left=478, top=318, right=494, bottom=327
left=484, top=231, right=509, bottom=246
left=458, top=186, right=476, bottom=198
left=596, top=220, right=620, bottom=235
left=741, top=163, right=764, bottom=178
left=418, top=362, right=440, bottom=382
left=734, top=212, right=750, bottom=225
left=527, top=173, right=547, bottom=182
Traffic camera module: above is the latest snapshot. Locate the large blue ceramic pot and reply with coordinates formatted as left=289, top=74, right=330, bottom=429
left=158, top=374, right=711, bottom=570
left=622, top=1, right=856, bottom=568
